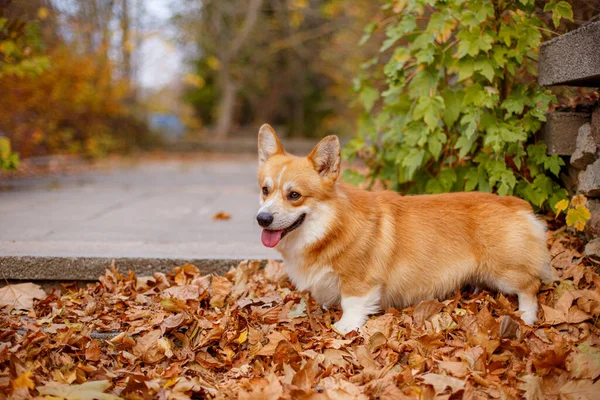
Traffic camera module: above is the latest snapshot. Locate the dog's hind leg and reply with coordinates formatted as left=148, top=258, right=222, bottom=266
left=517, top=284, right=540, bottom=325
left=491, top=270, right=541, bottom=325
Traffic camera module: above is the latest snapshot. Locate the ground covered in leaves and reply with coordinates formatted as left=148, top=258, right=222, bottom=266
left=1, top=229, right=600, bottom=399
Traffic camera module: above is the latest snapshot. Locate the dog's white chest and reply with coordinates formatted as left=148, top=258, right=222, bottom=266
left=284, top=260, right=340, bottom=307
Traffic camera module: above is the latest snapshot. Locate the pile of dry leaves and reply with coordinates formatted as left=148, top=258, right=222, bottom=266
left=1, top=229, right=599, bottom=399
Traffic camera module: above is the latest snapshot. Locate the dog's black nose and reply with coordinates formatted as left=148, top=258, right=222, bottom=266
left=256, top=212, right=274, bottom=227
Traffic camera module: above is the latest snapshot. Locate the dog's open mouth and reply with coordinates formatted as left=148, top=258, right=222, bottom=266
left=261, top=213, right=306, bottom=248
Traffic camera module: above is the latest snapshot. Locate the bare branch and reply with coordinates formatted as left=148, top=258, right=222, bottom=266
left=226, top=0, right=264, bottom=60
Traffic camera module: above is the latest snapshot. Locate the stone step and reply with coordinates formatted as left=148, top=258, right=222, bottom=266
left=538, top=21, right=600, bottom=87
left=542, top=112, right=590, bottom=155
left=0, top=256, right=258, bottom=282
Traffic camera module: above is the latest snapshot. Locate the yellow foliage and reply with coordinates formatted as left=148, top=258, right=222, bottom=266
left=206, top=56, right=221, bottom=71
left=571, top=194, right=588, bottom=207
left=13, top=371, right=35, bottom=390
left=554, top=199, right=569, bottom=216
left=0, top=46, right=151, bottom=158
left=183, top=73, right=205, bottom=88
left=37, top=7, right=49, bottom=20
left=566, top=205, right=591, bottom=232
left=558, top=196, right=591, bottom=231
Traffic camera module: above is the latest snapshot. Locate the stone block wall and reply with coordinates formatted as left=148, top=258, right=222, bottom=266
left=538, top=21, right=600, bottom=253
left=538, top=21, right=600, bottom=259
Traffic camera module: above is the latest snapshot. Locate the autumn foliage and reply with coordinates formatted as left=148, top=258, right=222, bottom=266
left=1, top=228, right=599, bottom=398
left=0, top=2, right=156, bottom=161
left=0, top=46, right=156, bottom=159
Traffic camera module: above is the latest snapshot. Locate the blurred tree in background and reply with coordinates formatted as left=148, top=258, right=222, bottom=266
left=174, top=0, right=380, bottom=139
left=0, top=0, right=49, bottom=169
left=0, top=0, right=156, bottom=161
left=3, top=0, right=596, bottom=172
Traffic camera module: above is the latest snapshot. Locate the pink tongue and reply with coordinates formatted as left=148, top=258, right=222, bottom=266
left=262, top=229, right=283, bottom=248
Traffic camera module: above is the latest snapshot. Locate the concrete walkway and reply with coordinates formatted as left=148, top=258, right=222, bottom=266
left=0, top=155, right=278, bottom=273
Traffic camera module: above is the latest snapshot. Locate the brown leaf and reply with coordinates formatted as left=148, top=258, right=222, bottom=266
left=568, top=344, right=600, bottom=380
left=273, top=340, right=302, bottom=370
left=36, top=380, right=121, bottom=400
left=264, top=259, right=286, bottom=283
left=437, top=361, right=469, bottom=378
left=499, top=315, right=520, bottom=339
left=160, top=313, right=187, bottom=334
left=132, top=330, right=165, bottom=364
left=354, top=345, right=379, bottom=373
left=322, top=377, right=367, bottom=400
left=518, top=375, right=544, bottom=400
left=85, top=346, right=101, bottom=362
left=239, top=373, right=283, bottom=400
left=0, top=283, right=46, bottom=311
left=413, top=299, right=444, bottom=327
left=541, top=304, right=591, bottom=325
left=558, top=379, right=600, bottom=400
left=292, top=359, right=319, bottom=391
left=210, top=275, right=232, bottom=308
left=420, top=373, right=465, bottom=395
left=109, top=332, right=135, bottom=349
left=256, top=331, right=288, bottom=356
left=162, top=284, right=201, bottom=301
left=368, top=331, right=387, bottom=353
left=212, top=211, right=231, bottom=220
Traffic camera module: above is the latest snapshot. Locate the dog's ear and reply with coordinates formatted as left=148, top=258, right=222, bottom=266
left=308, top=135, right=341, bottom=184
left=258, top=124, right=284, bottom=166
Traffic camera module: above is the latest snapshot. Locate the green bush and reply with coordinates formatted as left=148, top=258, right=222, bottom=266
left=345, top=0, right=574, bottom=210
left=0, top=137, right=19, bottom=170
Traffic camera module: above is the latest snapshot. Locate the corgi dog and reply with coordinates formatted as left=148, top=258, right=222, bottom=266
left=256, top=124, right=554, bottom=334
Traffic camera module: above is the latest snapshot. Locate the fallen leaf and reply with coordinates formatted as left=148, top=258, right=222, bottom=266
left=541, top=304, right=591, bottom=325
left=212, top=211, right=231, bottom=220
left=210, top=275, right=232, bottom=308
left=0, top=283, right=46, bottom=310
left=292, top=359, right=319, bottom=391
left=568, top=344, right=600, bottom=380
left=558, top=379, right=600, bottom=400
left=162, top=284, right=200, bottom=301
left=420, top=373, right=465, bottom=394
left=368, top=331, right=387, bottom=352
left=12, top=371, right=34, bottom=391
left=239, top=373, right=283, bottom=400
left=236, top=329, right=248, bottom=344
left=256, top=331, right=288, bottom=356
left=288, top=298, right=307, bottom=319
left=518, top=375, right=544, bottom=400
left=437, top=361, right=469, bottom=378
left=37, top=380, right=121, bottom=400
left=85, top=346, right=101, bottom=362
left=132, top=330, right=165, bottom=364
left=499, top=315, right=520, bottom=339
left=413, top=299, right=444, bottom=327
left=160, top=312, right=187, bottom=333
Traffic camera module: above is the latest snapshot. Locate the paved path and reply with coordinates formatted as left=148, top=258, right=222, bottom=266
left=0, top=155, right=277, bottom=261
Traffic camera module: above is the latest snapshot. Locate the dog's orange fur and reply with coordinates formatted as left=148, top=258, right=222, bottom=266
left=257, top=124, right=553, bottom=333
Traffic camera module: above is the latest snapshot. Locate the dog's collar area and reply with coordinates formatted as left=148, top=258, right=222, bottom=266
left=281, top=213, right=306, bottom=239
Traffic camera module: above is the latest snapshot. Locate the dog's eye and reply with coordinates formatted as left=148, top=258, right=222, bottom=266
left=288, top=191, right=301, bottom=200
left=262, top=187, right=269, bottom=196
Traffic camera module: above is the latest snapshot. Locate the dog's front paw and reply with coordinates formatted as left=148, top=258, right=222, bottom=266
left=333, top=317, right=363, bottom=335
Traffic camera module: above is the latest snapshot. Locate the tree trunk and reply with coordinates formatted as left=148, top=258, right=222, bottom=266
left=121, top=0, right=131, bottom=82
left=213, top=0, right=264, bottom=139
left=215, top=67, right=238, bottom=139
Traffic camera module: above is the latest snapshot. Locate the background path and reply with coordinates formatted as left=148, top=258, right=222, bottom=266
left=0, top=155, right=276, bottom=262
